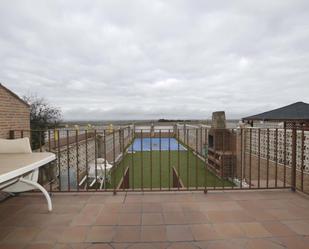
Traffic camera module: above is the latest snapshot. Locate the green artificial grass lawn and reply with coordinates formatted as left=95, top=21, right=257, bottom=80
left=109, top=149, right=234, bottom=189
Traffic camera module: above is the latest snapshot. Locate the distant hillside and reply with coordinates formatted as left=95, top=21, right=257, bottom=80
left=61, top=119, right=240, bottom=128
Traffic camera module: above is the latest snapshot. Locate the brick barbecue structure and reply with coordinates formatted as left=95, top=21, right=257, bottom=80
left=207, top=112, right=236, bottom=179
left=0, top=83, right=30, bottom=139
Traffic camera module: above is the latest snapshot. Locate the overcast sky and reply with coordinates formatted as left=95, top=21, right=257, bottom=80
left=0, top=1, right=309, bottom=120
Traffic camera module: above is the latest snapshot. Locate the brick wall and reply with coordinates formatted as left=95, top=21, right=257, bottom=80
left=0, top=85, right=30, bottom=138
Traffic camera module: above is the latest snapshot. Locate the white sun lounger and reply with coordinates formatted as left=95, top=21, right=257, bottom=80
left=79, top=158, right=113, bottom=189
left=0, top=138, right=56, bottom=211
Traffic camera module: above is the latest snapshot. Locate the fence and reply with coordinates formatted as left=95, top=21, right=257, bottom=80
left=9, top=125, right=308, bottom=194
left=242, top=127, right=309, bottom=193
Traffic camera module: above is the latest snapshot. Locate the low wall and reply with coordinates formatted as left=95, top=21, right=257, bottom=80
left=242, top=152, right=309, bottom=192
left=134, top=132, right=175, bottom=138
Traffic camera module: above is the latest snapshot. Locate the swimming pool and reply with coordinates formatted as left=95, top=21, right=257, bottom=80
left=128, top=138, right=186, bottom=151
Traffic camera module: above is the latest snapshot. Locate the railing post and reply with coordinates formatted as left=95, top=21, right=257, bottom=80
left=291, top=125, right=297, bottom=192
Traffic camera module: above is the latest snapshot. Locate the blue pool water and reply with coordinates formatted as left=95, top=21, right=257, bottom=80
left=128, top=138, right=186, bottom=151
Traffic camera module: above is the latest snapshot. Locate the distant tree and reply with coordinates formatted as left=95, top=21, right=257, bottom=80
left=158, top=118, right=186, bottom=122
left=22, top=94, right=62, bottom=149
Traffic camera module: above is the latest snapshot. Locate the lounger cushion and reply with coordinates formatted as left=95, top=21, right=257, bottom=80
left=0, top=138, right=32, bottom=154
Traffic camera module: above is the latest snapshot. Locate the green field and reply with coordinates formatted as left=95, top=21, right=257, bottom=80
left=109, top=149, right=233, bottom=189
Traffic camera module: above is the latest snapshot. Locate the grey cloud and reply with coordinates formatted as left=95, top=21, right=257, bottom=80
left=0, top=0, right=309, bottom=120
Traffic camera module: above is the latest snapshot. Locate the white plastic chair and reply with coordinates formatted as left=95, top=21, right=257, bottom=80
left=79, top=158, right=113, bottom=189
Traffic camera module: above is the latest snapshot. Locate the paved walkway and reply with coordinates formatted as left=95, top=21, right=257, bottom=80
left=0, top=190, right=309, bottom=249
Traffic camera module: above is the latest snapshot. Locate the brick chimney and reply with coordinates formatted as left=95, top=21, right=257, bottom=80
left=211, top=111, right=226, bottom=129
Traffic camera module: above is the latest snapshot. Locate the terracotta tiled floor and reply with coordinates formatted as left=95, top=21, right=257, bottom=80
left=0, top=190, right=309, bottom=248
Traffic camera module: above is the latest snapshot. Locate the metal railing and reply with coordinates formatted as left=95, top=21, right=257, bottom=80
left=9, top=125, right=309, bottom=194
